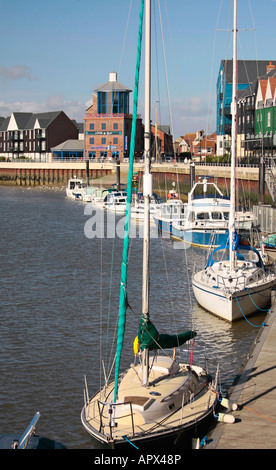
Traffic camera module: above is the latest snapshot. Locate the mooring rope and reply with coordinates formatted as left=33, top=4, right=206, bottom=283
left=235, top=295, right=267, bottom=327
left=245, top=287, right=271, bottom=312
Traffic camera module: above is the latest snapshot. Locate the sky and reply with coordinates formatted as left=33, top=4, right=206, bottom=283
left=0, top=0, right=275, bottom=139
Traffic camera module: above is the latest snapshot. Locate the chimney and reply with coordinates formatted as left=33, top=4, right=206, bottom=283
left=266, top=61, right=275, bottom=74
left=109, top=72, right=117, bottom=82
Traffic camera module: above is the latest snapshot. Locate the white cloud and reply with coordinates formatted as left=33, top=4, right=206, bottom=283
left=0, top=95, right=85, bottom=122
left=169, top=95, right=216, bottom=136
left=0, top=65, right=37, bottom=81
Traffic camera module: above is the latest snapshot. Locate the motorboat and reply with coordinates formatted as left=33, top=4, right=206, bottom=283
left=104, top=190, right=127, bottom=213
left=171, top=178, right=230, bottom=248
left=66, top=177, right=86, bottom=200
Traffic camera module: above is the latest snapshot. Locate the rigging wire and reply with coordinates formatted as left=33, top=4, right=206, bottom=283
left=203, top=0, right=225, bottom=162
left=152, top=0, right=162, bottom=127
left=118, top=0, right=133, bottom=77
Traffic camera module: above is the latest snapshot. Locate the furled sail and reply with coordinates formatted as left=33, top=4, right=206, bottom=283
left=138, top=319, right=196, bottom=351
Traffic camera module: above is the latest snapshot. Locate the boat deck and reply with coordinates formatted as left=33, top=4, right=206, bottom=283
left=82, top=359, right=217, bottom=446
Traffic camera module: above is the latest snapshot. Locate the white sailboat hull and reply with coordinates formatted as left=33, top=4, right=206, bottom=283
left=192, top=271, right=276, bottom=322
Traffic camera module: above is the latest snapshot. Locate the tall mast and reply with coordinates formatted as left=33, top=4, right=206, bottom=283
left=229, top=0, right=237, bottom=270
left=142, top=0, right=152, bottom=386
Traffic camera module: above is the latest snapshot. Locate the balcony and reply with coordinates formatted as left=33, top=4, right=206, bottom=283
left=224, top=124, right=231, bottom=135
left=8, top=145, right=20, bottom=152
left=224, top=106, right=231, bottom=117
left=35, top=132, right=46, bottom=140
left=263, top=137, right=273, bottom=148
left=8, top=132, right=23, bottom=141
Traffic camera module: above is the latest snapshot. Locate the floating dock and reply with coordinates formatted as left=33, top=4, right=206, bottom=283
left=207, top=292, right=276, bottom=449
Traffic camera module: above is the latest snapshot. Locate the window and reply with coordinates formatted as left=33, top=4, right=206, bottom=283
left=90, top=138, right=94, bottom=145
left=102, top=123, right=106, bottom=130
left=113, top=137, right=118, bottom=144
left=268, top=112, right=271, bottom=127
left=102, top=138, right=106, bottom=144
left=113, top=123, right=118, bottom=130
left=196, top=213, right=209, bottom=220
left=90, top=123, right=94, bottom=130
left=212, top=212, right=222, bottom=220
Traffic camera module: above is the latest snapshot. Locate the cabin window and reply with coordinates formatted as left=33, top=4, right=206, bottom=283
left=212, top=212, right=222, bottom=220
left=196, top=213, right=209, bottom=220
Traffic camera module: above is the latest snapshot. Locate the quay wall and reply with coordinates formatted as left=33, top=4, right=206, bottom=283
left=150, top=164, right=260, bottom=193
left=0, top=162, right=114, bottom=186
left=0, top=162, right=260, bottom=193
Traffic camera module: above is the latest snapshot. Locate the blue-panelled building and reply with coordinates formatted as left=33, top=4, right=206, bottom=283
left=216, top=60, right=276, bottom=156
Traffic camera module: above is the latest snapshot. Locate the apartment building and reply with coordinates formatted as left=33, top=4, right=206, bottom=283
left=216, top=60, right=276, bottom=157
left=255, top=70, right=276, bottom=157
left=0, top=111, right=78, bottom=161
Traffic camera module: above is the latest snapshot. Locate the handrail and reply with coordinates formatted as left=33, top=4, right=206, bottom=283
left=95, top=398, right=136, bottom=438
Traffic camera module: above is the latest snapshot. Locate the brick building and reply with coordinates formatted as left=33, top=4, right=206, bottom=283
left=84, top=72, right=172, bottom=162
left=84, top=72, right=143, bottom=161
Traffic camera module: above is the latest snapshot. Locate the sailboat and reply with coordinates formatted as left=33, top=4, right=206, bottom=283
left=81, top=0, right=218, bottom=449
left=192, top=0, right=276, bottom=322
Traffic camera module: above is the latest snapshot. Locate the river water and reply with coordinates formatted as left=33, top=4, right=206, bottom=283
left=0, top=185, right=267, bottom=449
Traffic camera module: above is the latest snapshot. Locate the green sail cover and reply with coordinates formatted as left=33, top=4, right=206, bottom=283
left=113, top=0, right=144, bottom=403
left=138, top=320, right=196, bottom=351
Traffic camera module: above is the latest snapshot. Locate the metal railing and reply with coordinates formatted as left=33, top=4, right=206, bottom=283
left=264, top=157, right=276, bottom=203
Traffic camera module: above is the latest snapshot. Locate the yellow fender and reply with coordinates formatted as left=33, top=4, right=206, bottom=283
left=133, top=336, right=140, bottom=356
